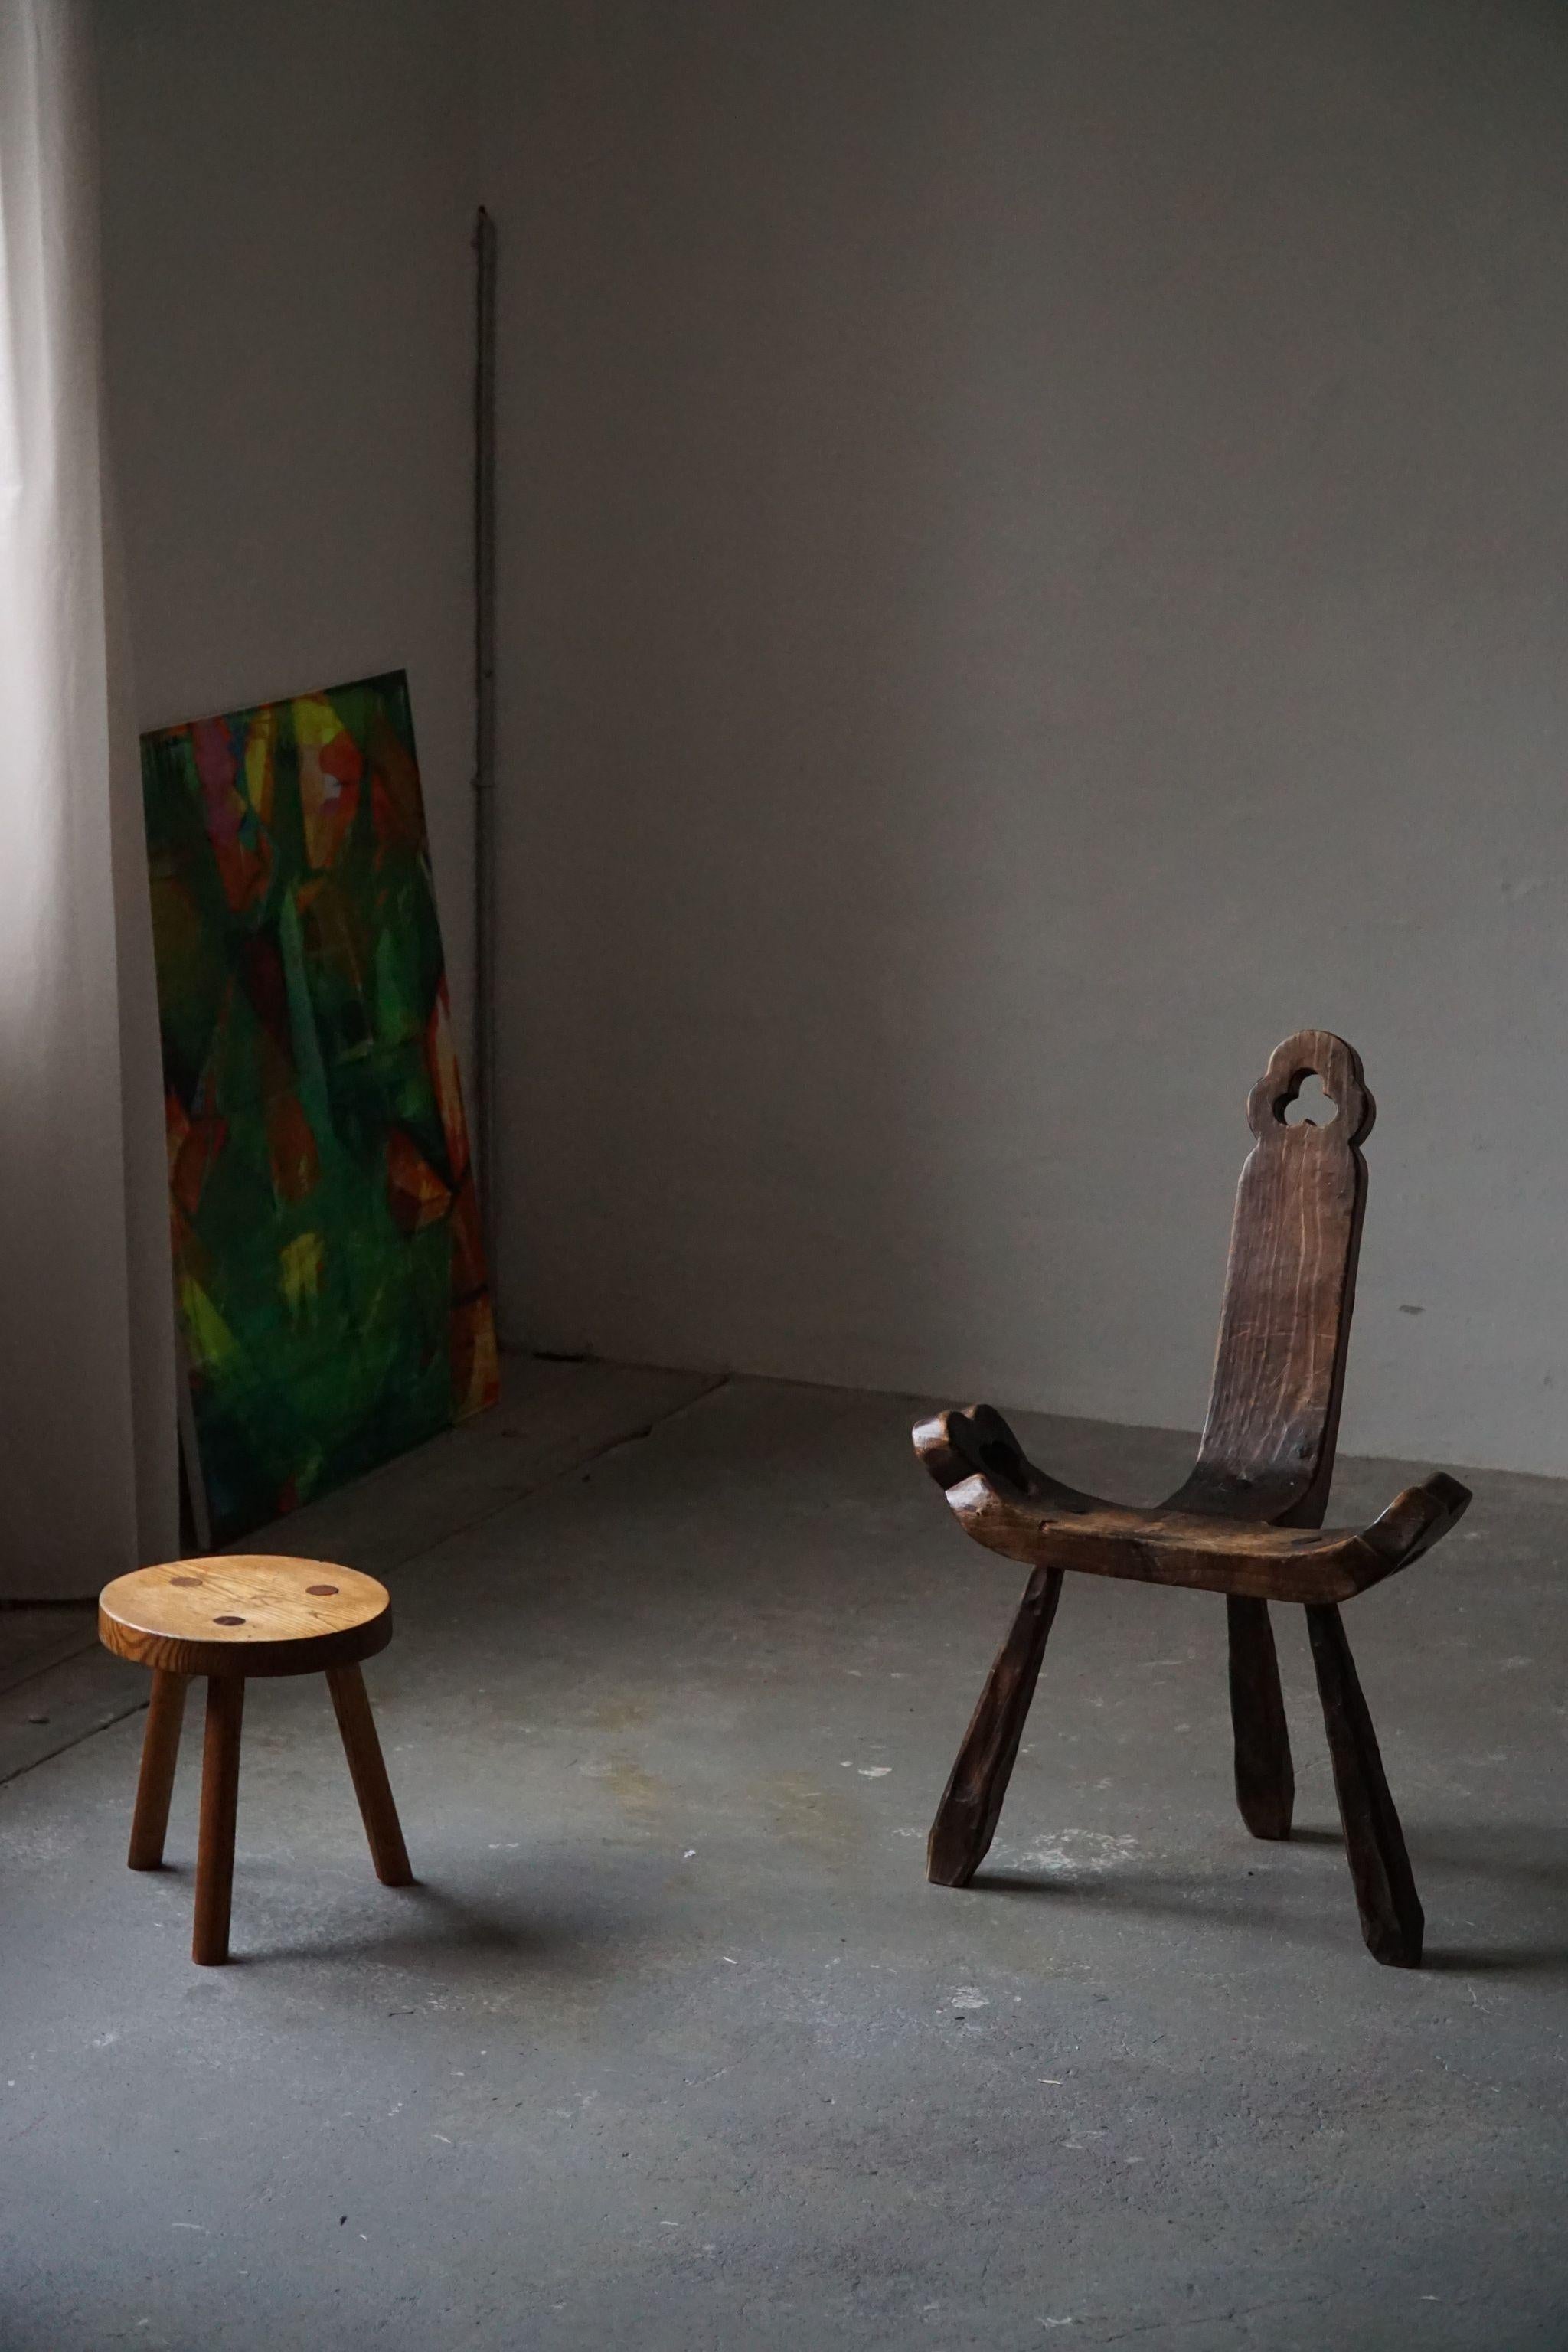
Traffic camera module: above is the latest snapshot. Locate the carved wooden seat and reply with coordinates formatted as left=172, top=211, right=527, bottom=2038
left=914, top=1031, right=1472, bottom=1967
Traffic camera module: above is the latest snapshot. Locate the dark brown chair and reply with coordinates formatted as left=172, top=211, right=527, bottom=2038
left=914, top=1031, right=1472, bottom=1967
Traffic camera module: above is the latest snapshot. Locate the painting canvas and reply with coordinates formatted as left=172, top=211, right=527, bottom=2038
left=142, top=669, right=498, bottom=1543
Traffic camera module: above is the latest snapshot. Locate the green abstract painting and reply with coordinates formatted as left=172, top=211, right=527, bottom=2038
left=142, top=669, right=497, bottom=1544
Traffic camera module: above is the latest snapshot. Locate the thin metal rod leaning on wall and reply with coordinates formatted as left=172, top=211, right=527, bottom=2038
left=472, top=205, right=498, bottom=1298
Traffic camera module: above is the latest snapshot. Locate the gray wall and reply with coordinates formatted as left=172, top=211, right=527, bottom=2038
left=485, top=0, right=1568, bottom=1477
left=97, top=0, right=480, bottom=1063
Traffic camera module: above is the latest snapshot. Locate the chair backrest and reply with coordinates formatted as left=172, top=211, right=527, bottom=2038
left=1165, top=1031, right=1374, bottom=1529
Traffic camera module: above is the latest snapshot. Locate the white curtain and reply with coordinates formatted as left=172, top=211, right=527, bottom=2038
left=0, top=0, right=177, bottom=1596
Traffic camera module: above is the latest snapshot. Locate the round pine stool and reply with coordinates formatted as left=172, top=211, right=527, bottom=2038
left=98, top=1555, right=413, bottom=1965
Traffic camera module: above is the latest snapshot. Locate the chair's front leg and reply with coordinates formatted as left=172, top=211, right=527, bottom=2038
left=1306, top=1602, right=1423, bottom=1968
left=927, top=1564, right=1064, bottom=1888
left=1227, top=1597, right=1294, bottom=1840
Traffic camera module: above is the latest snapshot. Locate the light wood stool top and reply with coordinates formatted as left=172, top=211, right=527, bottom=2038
left=99, top=1553, right=411, bottom=1965
left=99, top=1555, right=393, bottom=1679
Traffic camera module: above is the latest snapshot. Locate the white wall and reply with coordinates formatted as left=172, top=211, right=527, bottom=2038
left=97, top=0, right=480, bottom=1061
left=484, top=0, right=1568, bottom=1478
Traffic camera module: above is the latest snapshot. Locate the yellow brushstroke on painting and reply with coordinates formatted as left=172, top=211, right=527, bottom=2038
left=180, top=1277, right=237, bottom=1368
left=279, top=1230, right=325, bottom=1317
left=294, top=694, right=360, bottom=869
left=292, top=696, right=341, bottom=754
left=243, top=702, right=276, bottom=825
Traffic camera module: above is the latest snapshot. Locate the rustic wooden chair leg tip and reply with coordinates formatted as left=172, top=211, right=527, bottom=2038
left=1308, top=1601, right=1426, bottom=1969
left=924, top=1562, right=1064, bottom=1891
left=913, top=1031, right=1472, bottom=1968
left=926, top=1847, right=972, bottom=1890
left=926, top=1815, right=985, bottom=1890
left=1227, top=1596, right=1295, bottom=1842
left=98, top=1556, right=414, bottom=1963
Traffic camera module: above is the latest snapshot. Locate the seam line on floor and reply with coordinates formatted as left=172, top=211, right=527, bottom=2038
left=0, top=1373, right=732, bottom=1794
left=367, top=1372, right=732, bottom=1573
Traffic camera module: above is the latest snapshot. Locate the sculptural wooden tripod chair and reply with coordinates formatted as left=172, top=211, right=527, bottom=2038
left=914, top=1031, right=1472, bottom=1968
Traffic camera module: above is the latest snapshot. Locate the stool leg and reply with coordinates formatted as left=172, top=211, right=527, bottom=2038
left=326, top=1665, right=413, bottom=1886
left=193, top=1677, right=244, bottom=1965
left=1307, top=1603, right=1423, bottom=1968
left=128, top=1669, right=189, bottom=1870
left=927, top=1564, right=1064, bottom=1889
left=1227, top=1596, right=1294, bottom=1840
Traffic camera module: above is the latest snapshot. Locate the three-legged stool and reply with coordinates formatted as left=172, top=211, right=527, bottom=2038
left=98, top=1554, right=413, bottom=1964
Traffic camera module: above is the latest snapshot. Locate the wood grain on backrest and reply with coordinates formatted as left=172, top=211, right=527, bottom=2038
left=1165, top=1031, right=1374, bottom=1529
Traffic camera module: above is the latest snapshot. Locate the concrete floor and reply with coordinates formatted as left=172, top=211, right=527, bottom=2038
left=2, top=1364, right=1566, bottom=2350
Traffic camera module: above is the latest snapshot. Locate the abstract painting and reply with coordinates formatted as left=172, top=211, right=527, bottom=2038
left=142, top=669, right=498, bottom=1543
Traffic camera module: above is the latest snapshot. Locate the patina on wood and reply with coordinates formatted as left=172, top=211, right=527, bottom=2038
left=916, top=1031, right=1471, bottom=1968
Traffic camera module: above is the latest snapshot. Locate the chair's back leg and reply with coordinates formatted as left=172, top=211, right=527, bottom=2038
left=928, top=1565, right=1064, bottom=1889
left=1306, top=1602, right=1423, bottom=1968
left=1226, top=1598, right=1294, bottom=1840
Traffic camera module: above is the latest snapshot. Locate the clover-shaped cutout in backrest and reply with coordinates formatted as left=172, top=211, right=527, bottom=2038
left=1176, top=1029, right=1378, bottom=1524
left=1246, top=1031, right=1373, bottom=1148
left=1281, top=1072, right=1337, bottom=1128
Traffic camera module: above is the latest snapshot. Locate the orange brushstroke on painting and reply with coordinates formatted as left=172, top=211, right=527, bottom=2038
left=387, top=1129, right=452, bottom=1235
left=426, top=982, right=469, bottom=1181
left=450, top=1295, right=500, bottom=1418
left=267, top=1092, right=321, bottom=1204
